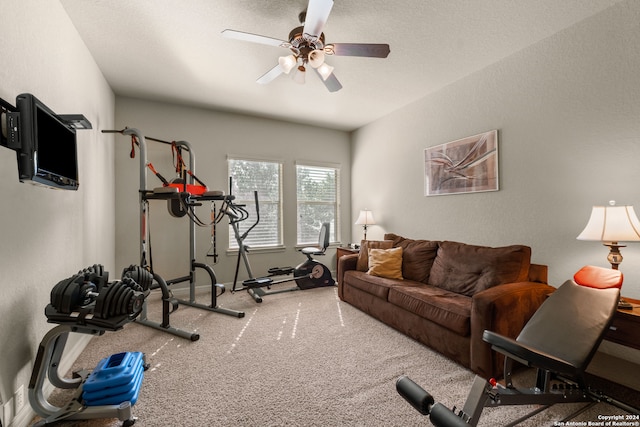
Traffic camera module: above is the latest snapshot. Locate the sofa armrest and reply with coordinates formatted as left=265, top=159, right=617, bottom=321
left=337, top=253, right=359, bottom=300
left=529, top=263, right=548, bottom=283
left=470, top=281, right=556, bottom=378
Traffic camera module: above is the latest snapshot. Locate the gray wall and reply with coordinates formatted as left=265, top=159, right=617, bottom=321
left=1, top=1, right=639, bottom=425
left=352, top=0, right=640, bottom=300
left=0, top=1, right=115, bottom=425
left=114, top=97, right=351, bottom=286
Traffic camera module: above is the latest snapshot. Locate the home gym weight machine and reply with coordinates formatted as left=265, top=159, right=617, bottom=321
left=227, top=191, right=335, bottom=303
left=103, top=128, right=244, bottom=340
left=30, top=264, right=150, bottom=426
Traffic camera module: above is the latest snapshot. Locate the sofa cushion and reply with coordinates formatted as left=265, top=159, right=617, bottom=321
left=367, top=247, right=404, bottom=279
left=428, top=241, right=531, bottom=297
left=384, top=233, right=439, bottom=283
left=388, top=285, right=472, bottom=336
left=344, top=270, right=421, bottom=300
left=356, top=240, right=394, bottom=272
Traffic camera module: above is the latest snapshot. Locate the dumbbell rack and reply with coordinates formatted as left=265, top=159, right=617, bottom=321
left=30, top=319, right=140, bottom=426
left=30, top=266, right=151, bottom=425
left=105, top=128, right=245, bottom=341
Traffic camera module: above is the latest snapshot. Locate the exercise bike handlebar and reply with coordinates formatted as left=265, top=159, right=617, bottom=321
left=233, top=190, right=260, bottom=240
left=225, top=176, right=259, bottom=231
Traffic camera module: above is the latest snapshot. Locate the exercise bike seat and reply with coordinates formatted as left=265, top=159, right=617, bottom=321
left=299, top=222, right=331, bottom=258
left=484, top=271, right=620, bottom=383
left=300, top=246, right=325, bottom=256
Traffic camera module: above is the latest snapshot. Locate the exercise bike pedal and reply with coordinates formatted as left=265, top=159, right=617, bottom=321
left=267, top=266, right=294, bottom=276
left=243, top=277, right=273, bottom=288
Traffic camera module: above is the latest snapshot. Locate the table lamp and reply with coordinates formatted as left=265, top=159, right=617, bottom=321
left=576, top=201, right=640, bottom=270
left=355, top=209, right=375, bottom=240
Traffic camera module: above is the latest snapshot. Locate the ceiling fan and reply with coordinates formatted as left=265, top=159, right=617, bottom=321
left=221, top=0, right=390, bottom=92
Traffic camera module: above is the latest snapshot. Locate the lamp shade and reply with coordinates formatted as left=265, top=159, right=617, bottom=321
left=577, top=204, right=640, bottom=243
left=316, top=62, right=334, bottom=81
left=308, top=49, right=325, bottom=68
left=293, top=65, right=306, bottom=84
left=278, top=55, right=297, bottom=74
left=355, top=210, right=376, bottom=226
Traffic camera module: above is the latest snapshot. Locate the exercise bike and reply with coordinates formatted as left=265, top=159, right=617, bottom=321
left=228, top=192, right=335, bottom=303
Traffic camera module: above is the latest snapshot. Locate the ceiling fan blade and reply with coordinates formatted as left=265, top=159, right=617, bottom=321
left=256, top=64, right=284, bottom=84
left=313, top=68, right=342, bottom=92
left=222, top=29, right=290, bottom=48
left=325, top=43, right=390, bottom=58
left=303, top=0, right=334, bottom=37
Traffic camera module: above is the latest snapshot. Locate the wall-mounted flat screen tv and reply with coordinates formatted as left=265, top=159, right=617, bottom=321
left=14, top=93, right=79, bottom=190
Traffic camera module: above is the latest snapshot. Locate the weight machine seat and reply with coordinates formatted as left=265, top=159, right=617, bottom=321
left=573, top=264, right=623, bottom=289
left=484, top=266, right=620, bottom=384
left=300, top=222, right=331, bottom=256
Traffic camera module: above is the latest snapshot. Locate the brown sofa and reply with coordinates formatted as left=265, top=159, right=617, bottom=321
left=337, top=233, right=555, bottom=378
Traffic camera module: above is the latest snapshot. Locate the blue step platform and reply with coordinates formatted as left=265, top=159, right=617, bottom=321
left=83, top=352, right=145, bottom=406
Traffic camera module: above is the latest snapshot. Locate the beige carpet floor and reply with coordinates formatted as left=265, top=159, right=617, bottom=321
left=33, top=283, right=634, bottom=426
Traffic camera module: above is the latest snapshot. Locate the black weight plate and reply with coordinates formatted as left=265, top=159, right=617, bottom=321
left=98, top=283, right=119, bottom=319
left=122, top=290, right=133, bottom=316
left=128, top=293, right=144, bottom=317
left=93, top=286, right=107, bottom=318
left=93, top=264, right=104, bottom=276
left=61, top=279, right=81, bottom=313
left=94, top=283, right=114, bottom=319
left=50, top=276, right=74, bottom=310
left=115, top=286, right=131, bottom=316
left=106, top=282, right=125, bottom=318
left=109, top=284, right=127, bottom=317
left=59, top=275, right=83, bottom=313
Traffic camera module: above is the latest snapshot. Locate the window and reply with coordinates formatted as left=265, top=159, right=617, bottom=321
left=228, top=158, right=282, bottom=249
left=296, top=163, right=340, bottom=245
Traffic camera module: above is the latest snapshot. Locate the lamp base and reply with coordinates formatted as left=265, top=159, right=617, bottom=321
left=604, top=242, right=626, bottom=270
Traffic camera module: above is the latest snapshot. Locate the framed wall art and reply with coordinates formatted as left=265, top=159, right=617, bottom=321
left=424, top=130, right=499, bottom=196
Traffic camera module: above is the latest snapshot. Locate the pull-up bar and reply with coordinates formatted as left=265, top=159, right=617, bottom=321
left=103, top=128, right=190, bottom=148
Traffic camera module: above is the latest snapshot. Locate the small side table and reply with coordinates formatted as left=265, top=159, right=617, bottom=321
left=605, top=297, right=640, bottom=350
left=587, top=297, right=640, bottom=396
left=337, top=246, right=359, bottom=260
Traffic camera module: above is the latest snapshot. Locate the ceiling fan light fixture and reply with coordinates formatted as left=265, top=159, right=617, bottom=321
left=293, top=65, right=306, bottom=84
left=316, top=62, right=334, bottom=80
left=222, top=0, right=390, bottom=92
left=308, top=49, right=325, bottom=68
left=278, top=55, right=297, bottom=74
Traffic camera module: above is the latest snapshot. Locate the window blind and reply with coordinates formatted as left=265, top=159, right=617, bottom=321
left=296, top=164, right=339, bottom=244
left=228, top=158, right=282, bottom=248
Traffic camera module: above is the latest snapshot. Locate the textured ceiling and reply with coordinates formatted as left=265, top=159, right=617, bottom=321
left=60, top=0, right=623, bottom=131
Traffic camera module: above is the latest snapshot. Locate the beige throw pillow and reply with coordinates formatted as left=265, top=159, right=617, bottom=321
left=356, top=240, right=394, bottom=271
left=367, top=247, right=404, bottom=280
